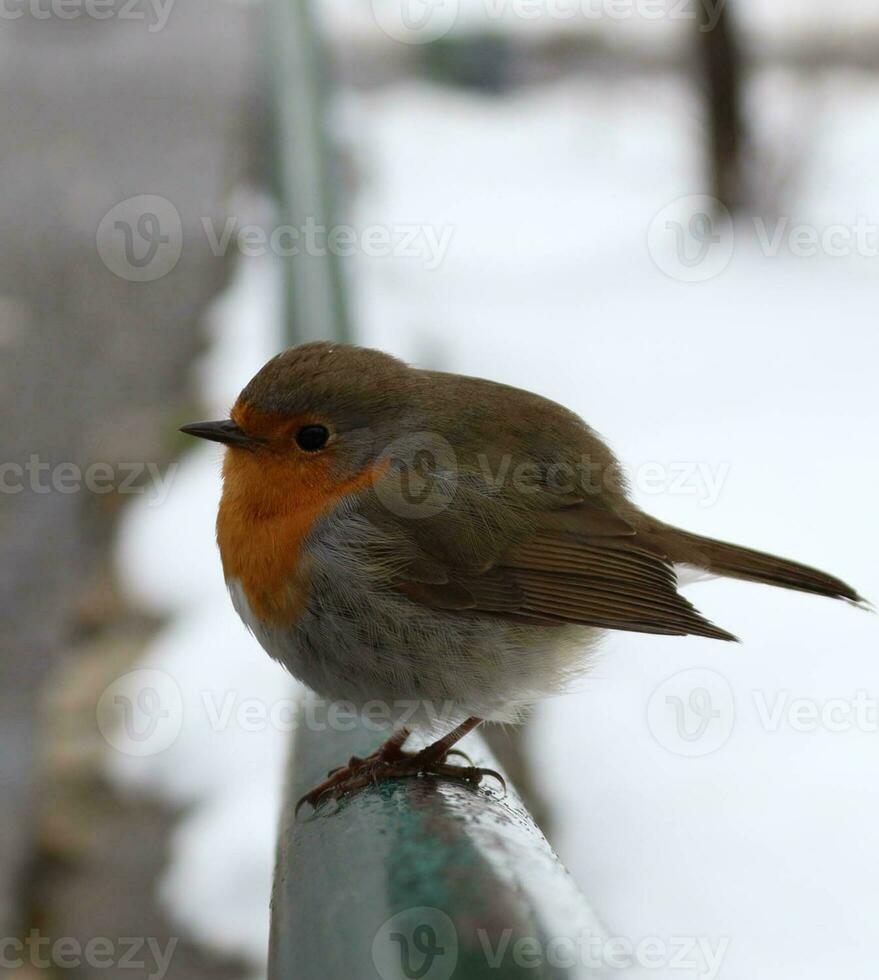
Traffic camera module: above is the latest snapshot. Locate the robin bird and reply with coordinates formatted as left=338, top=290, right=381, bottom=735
left=181, top=342, right=866, bottom=811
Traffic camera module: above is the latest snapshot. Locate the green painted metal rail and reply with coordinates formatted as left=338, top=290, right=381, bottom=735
left=269, top=698, right=608, bottom=979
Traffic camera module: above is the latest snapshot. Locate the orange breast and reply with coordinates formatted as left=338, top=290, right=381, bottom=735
left=216, top=437, right=382, bottom=628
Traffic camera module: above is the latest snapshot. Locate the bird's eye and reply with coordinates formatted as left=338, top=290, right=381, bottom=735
left=295, top=425, right=330, bottom=452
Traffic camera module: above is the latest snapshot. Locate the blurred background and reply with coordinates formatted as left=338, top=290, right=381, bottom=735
left=1, top=0, right=877, bottom=977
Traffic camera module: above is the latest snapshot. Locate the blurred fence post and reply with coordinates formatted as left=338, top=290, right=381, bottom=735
left=267, top=0, right=350, bottom=344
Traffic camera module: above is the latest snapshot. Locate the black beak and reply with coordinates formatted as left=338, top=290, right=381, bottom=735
left=179, top=419, right=263, bottom=450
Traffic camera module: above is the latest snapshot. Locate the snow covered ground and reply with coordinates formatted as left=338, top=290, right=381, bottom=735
left=110, top=70, right=877, bottom=979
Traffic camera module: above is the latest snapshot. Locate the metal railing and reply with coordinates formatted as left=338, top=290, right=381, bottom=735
left=269, top=698, right=605, bottom=979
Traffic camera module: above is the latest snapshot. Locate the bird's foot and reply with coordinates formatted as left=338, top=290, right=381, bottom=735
left=295, top=744, right=504, bottom=815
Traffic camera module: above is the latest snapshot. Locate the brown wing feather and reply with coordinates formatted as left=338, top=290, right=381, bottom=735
left=382, top=495, right=737, bottom=641
left=492, top=531, right=735, bottom=640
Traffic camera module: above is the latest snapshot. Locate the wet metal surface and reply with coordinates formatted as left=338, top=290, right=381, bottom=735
left=270, top=699, right=607, bottom=979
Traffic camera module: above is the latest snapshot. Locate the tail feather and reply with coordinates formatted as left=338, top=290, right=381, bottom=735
left=657, top=525, right=867, bottom=608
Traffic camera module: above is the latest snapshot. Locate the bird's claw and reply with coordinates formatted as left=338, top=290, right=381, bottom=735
left=295, top=752, right=505, bottom=816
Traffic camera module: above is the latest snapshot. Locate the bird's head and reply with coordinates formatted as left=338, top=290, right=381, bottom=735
left=180, top=343, right=422, bottom=506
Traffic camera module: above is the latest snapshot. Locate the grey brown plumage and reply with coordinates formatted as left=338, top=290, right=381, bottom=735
left=378, top=500, right=740, bottom=641
left=184, top=341, right=865, bottom=731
